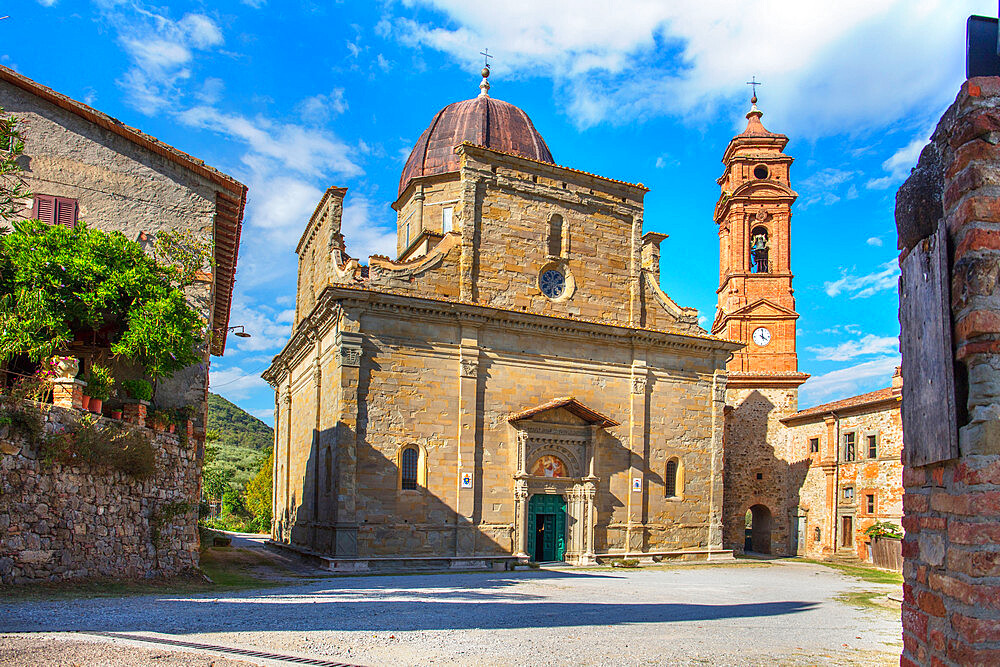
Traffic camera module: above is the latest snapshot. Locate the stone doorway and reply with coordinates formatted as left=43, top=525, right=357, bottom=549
left=841, top=515, right=854, bottom=548
left=745, top=504, right=772, bottom=554
left=528, top=494, right=566, bottom=562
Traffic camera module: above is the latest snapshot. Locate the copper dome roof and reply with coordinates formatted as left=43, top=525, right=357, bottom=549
left=398, top=95, right=554, bottom=196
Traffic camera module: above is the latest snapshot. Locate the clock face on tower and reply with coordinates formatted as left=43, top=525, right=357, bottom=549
left=752, top=327, right=772, bottom=347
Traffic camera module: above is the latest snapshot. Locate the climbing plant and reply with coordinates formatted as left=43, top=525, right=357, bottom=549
left=0, top=220, right=204, bottom=377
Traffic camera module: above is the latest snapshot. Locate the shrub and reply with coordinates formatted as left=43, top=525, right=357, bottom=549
left=120, top=378, right=153, bottom=402
left=0, top=400, right=44, bottom=445
left=244, top=447, right=273, bottom=533
left=611, top=558, right=640, bottom=568
left=863, top=521, right=903, bottom=540
left=0, top=220, right=204, bottom=377
left=40, top=414, right=156, bottom=478
left=84, top=363, right=113, bottom=401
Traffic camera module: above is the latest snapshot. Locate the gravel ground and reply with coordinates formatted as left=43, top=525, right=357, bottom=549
left=1, top=561, right=902, bottom=666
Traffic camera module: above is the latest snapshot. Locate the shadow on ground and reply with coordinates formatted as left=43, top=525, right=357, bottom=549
left=4, top=568, right=820, bottom=634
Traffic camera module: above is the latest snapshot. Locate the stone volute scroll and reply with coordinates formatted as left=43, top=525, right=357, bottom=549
left=336, top=331, right=363, bottom=368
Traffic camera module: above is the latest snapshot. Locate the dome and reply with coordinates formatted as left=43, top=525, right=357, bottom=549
left=398, top=94, right=554, bottom=197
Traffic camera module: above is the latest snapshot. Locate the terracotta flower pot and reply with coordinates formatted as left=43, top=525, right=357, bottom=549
left=80, top=395, right=91, bottom=411
left=111, top=410, right=123, bottom=420
left=90, top=398, right=103, bottom=414
left=168, top=424, right=176, bottom=434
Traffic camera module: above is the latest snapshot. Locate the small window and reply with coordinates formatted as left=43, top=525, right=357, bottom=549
left=665, top=459, right=679, bottom=497
left=843, top=486, right=854, bottom=501
left=843, top=432, right=856, bottom=462
left=756, top=472, right=763, bottom=480
left=866, top=493, right=875, bottom=514
left=809, top=437, right=819, bottom=454
left=813, top=527, right=821, bottom=542
left=753, top=164, right=769, bottom=179
left=33, top=195, right=78, bottom=227
left=867, top=434, right=878, bottom=459
left=401, top=447, right=419, bottom=490
left=442, top=207, right=453, bottom=233
left=547, top=214, right=563, bottom=257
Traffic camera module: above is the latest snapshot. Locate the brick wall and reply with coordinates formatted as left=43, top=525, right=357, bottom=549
left=896, top=78, right=1000, bottom=666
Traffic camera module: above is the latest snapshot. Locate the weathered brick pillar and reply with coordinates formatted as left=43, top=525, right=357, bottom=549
left=896, top=78, right=1000, bottom=667
left=51, top=378, right=86, bottom=410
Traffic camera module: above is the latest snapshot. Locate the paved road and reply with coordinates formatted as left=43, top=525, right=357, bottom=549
left=2, top=561, right=901, bottom=666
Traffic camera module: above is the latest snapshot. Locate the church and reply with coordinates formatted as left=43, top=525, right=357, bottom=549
left=263, top=67, right=902, bottom=568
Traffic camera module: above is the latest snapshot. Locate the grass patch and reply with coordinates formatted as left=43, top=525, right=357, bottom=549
left=790, top=558, right=903, bottom=585
left=836, top=590, right=902, bottom=612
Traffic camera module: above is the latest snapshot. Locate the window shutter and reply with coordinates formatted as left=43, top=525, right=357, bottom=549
left=55, top=197, right=78, bottom=228
left=33, top=195, right=56, bottom=225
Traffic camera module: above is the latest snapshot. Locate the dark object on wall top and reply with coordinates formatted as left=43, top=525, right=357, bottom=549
left=968, top=14, right=1000, bottom=78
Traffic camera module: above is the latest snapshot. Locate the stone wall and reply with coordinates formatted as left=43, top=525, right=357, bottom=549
left=896, top=78, right=1000, bottom=666
left=0, top=401, right=200, bottom=584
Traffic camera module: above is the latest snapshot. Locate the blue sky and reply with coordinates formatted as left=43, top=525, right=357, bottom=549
left=5, top=1, right=992, bottom=424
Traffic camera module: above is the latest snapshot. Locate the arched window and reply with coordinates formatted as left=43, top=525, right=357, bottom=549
left=665, top=458, right=680, bottom=498
left=547, top=214, right=563, bottom=257
left=400, top=447, right=419, bottom=490
left=750, top=225, right=769, bottom=273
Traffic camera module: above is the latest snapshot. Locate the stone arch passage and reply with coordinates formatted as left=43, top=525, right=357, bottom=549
left=745, top=504, right=773, bottom=554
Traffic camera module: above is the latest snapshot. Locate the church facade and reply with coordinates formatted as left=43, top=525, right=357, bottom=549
left=263, top=69, right=740, bottom=568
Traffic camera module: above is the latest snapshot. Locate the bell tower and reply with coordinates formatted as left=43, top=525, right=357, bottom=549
left=712, top=94, right=808, bottom=387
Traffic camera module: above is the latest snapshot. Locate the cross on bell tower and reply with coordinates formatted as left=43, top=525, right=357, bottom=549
left=712, top=93, right=808, bottom=387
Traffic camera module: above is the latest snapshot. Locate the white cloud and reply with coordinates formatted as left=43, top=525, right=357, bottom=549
left=227, top=299, right=292, bottom=353
left=178, top=106, right=361, bottom=178
left=105, top=6, right=226, bottom=114
left=867, top=132, right=930, bottom=189
left=807, top=334, right=898, bottom=362
left=209, top=364, right=270, bottom=400
left=342, top=195, right=401, bottom=260
left=823, top=259, right=899, bottom=299
left=37, top=0, right=57, bottom=6
left=866, top=236, right=883, bottom=247
left=392, top=0, right=989, bottom=135
left=297, top=89, right=349, bottom=124
left=799, top=355, right=901, bottom=406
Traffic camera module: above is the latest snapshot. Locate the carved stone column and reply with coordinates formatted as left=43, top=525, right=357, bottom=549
left=456, top=327, right=480, bottom=556
left=583, top=482, right=597, bottom=564
left=514, top=480, right=529, bottom=559
left=331, top=314, right=363, bottom=557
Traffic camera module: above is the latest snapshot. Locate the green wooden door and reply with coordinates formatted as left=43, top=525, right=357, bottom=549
left=527, top=494, right=566, bottom=562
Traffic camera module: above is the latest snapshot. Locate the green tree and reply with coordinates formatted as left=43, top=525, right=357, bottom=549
left=0, top=107, right=29, bottom=223
left=0, top=220, right=203, bottom=375
left=245, top=447, right=273, bottom=533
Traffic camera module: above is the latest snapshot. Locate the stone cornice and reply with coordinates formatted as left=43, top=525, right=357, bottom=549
left=726, top=372, right=810, bottom=389
left=264, top=284, right=742, bottom=377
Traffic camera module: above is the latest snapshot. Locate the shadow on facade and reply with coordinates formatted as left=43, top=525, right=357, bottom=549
left=723, top=390, right=811, bottom=556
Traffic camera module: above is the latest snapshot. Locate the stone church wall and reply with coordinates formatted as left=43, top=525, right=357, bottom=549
left=269, top=288, right=730, bottom=562
left=0, top=402, right=200, bottom=584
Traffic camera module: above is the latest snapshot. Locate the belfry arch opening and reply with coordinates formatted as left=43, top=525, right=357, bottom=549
left=744, top=504, right=772, bottom=554
left=750, top=225, right=769, bottom=273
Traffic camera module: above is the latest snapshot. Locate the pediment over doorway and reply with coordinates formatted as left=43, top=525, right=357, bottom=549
left=507, top=396, right=619, bottom=427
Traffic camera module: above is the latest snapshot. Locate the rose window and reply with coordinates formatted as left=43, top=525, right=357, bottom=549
left=540, top=269, right=566, bottom=298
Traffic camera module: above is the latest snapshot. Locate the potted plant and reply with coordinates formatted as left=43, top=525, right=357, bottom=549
left=83, top=363, right=113, bottom=414
left=121, top=378, right=153, bottom=402
left=149, top=409, right=171, bottom=432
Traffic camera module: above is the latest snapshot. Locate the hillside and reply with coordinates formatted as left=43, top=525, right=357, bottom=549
left=207, top=392, right=273, bottom=451
left=204, top=393, right=274, bottom=496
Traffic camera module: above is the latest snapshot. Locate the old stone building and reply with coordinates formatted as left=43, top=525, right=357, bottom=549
left=780, top=369, right=903, bottom=560
left=0, top=66, right=246, bottom=582
left=264, top=69, right=740, bottom=568
left=713, top=97, right=904, bottom=561
left=0, top=64, right=246, bottom=412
